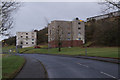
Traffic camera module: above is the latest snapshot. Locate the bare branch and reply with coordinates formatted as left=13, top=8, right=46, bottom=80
left=0, top=1, right=20, bottom=36
left=99, top=0, right=120, bottom=13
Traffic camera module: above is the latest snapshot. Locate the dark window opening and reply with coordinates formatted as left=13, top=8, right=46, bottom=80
left=68, top=32, right=70, bottom=34
left=26, top=36, right=28, bottom=38
left=21, top=42, right=23, bottom=44
left=26, top=42, right=28, bottom=44
left=78, top=22, right=81, bottom=24
left=78, top=27, right=81, bottom=29
left=21, top=36, right=23, bottom=38
left=26, top=33, right=28, bottom=35
left=32, top=42, right=34, bottom=44
left=76, top=17, right=79, bottom=20
left=78, top=32, right=81, bottom=36
left=68, top=38, right=70, bottom=40
left=78, top=38, right=81, bottom=40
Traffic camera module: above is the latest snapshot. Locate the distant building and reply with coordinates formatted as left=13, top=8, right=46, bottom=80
left=48, top=18, right=85, bottom=48
left=87, top=11, right=120, bottom=21
left=16, top=32, right=37, bottom=48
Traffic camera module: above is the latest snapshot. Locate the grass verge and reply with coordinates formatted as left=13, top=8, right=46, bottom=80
left=2, top=55, right=25, bottom=79
left=23, top=47, right=118, bottom=58
left=2, top=46, right=118, bottom=58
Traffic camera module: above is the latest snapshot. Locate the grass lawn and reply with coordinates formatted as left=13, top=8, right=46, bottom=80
left=2, top=54, right=25, bottom=79
left=23, top=47, right=118, bottom=58
left=2, top=46, right=118, bottom=58
left=0, top=54, right=2, bottom=79
left=2, top=46, right=16, bottom=54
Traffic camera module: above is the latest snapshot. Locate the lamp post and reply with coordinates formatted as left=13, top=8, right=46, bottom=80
left=45, top=33, right=49, bottom=54
left=85, top=46, right=87, bottom=56
left=16, top=46, right=19, bottom=55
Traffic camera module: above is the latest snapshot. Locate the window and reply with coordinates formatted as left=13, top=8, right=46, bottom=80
left=32, top=42, right=34, bottom=44
left=21, top=36, right=23, bottom=38
left=67, top=38, right=70, bottom=40
left=78, top=22, right=81, bottom=25
left=78, top=27, right=81, bottom=30
left=21, top=42, right=23, bottom=44
left=76, top=17, right=79, bottom=20
left=32, top=39, right=34, bottom=41
left=26, top=42, right=28, bottom=44
left=68, top=32, right=70, bottom=36
left=26, top=33, right=28, bottom=35
left=78, top=32, right=81, bottom=36
left=78, top=38, right=81, bottom=40
left=26, top=36, right=28, bottom=38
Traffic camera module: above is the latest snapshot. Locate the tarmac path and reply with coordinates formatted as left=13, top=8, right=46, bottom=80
left=15, top=54, right=119, bottom=79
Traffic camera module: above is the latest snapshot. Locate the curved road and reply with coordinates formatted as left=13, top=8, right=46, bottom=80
left=22, top=54, right=119, bottom=79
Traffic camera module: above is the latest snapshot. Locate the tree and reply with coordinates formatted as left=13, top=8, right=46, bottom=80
left=99, top=0, right=120, bottom=12
left=2, top=36, right=16, bottom=46
left=35, top=27, right=48, bottom=45
left=53, top=25, right=64, bottom=52
left=57, top=26, right=62, bottom=52
left=85, top=16, right=119, bottom=46
left=98, top=0, right=120, bottom=46
left=0, top=1, right=20, bottom=36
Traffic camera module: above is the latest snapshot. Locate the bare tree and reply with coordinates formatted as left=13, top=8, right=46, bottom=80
left=99, top=0, right=120, bottom=13
left=53, top=25, right=64, bottom=52
left=0, top=1, right=20, bottom=36
left=57, top=26, right=62, bottom=52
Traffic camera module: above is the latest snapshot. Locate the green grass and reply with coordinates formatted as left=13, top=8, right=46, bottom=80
left=2, top=46, right=16, bottom=53
left=2, top=45, right=33, bottom=54
left=18, top=47, right=33, bottom=53
left=39, top=45, right=48, bottom=48
left=2, top=55, right=25, bottom=79
left=24, top=47, right=118, bottom=58
left=0, top=55, right=2, bottom=79
left=2, top=46, right=119, bottom=58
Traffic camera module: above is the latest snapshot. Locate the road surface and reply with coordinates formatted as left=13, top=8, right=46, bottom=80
left=21, top=54, right=119, bottom=79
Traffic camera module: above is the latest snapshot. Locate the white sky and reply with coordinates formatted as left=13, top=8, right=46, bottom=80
left=1, top=2, right=110, bottom=41
left=12, top=2, right=104, bottom=34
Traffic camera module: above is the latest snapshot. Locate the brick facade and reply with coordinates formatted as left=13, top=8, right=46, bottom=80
left=49, top=40, right=83, bottom=48
left=48, top=18, right=85, bottom=48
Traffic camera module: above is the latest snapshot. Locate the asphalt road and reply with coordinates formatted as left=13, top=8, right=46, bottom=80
left=21, top=54, right=119, bottom=79
left=15, top=54, right=46, bottom=79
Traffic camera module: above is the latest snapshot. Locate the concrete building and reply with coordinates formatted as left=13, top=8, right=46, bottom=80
left=16, top=32, right=37, bottom=48
left=87, top=11, right=120, bottom=21
left=48, top=18, right=85, bottom=48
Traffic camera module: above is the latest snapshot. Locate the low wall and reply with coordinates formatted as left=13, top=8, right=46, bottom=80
left=48, top=40, right=83, bottom=48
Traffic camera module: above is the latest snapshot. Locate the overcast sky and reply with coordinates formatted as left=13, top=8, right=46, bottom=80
left=1, top=2, right=106, bottom=40
left=12, top=2, right=105, bottom=34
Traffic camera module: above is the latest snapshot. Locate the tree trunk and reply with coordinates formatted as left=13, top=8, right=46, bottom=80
left=58, top=42, right=61, bottom=52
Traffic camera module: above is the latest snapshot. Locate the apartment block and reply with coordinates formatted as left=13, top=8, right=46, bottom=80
left=87, top=11, right=120, bottom=21
left=48, top=18, right=85, bottom=48
left=16, top=32, right=37, bottom=48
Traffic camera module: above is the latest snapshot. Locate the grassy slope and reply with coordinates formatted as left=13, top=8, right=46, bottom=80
left=24, top=47, right=118, bottom=58
left=2, top=55, right=25, bottom=79
left=2, top=46, right=118, bottom=58
left=2, top=46, right=33, bottom=54
left=0, top=55, right=2, bottom=79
